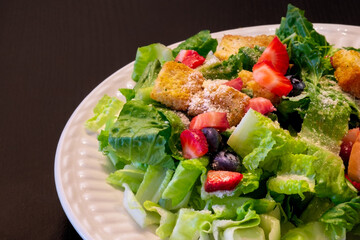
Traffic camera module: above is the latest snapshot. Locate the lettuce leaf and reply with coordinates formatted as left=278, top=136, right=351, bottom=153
left=267, top=154, right=316, bottom=199
left=172, top=30, right=218, bottom=58
left=122, top=183, right=159, bottom=228
left=207, top=197, right=276, bottom=220
left=132, top=43, right=173, bottom=82
left=282, top=221, right=346, bottom=240
left=228, top=109, right=357, bottom=203
left=85, top=94, right=123, bottom=131
left=135, top=165, right=173, bottom=205
left=108, top=100, right=175, bottom=168
left=106, top=164, right=145, bottom=193
left=169, top=208, right=214, bottom=240
left=320, top=196, right=360, bottom=231
left=161, top=158, right=207, bottom=209
left=198, top=51, right=245, bottom=80
left=259, top=214, right=281, bottom=240
left=143, top=201, right=177, bottom=239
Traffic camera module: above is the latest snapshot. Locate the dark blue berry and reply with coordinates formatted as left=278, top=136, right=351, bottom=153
left=286, top=75, right=305, bottom=96
left=211, top=150, right=241, bottom=171
left=201, top=127, right=222, bottom=153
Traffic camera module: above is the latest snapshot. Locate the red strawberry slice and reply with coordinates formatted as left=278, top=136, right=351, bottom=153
left=253, top=61, right=293, bottom=96
left=258, top=36, right=289, bottom=75
left=246, top=97, right=276, bottom=115
left=175, top=50, right=206, bottom=69
left=189, top=112, right=230, bottom=132
left=204, top=170, right=243, bottom=192
left=223, top=77, right=243, bottom=91
left=345, top=174, right=360, bottom=191
left=180, top=129, right=208, bottom=159
left=340, top=128, right=360, bottom=163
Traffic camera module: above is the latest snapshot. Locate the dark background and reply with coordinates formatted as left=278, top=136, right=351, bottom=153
left=1, top=0, right=359, bottom=239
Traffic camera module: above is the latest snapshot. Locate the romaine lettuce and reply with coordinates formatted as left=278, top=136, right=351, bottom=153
left=108, top=100, right=175, bottom=168
left=143, top=201, right=177, bottom=239
left=135, top=165, right=173, bottom=205
left=161, top=158, right=207, bottom=209
left=85, top=94, right=123, bottom=131
left=172, top=30, right=218, bottom=58
left=132, top=43, right=173, bottom=82
left=169, top=208, right=214, bottom=240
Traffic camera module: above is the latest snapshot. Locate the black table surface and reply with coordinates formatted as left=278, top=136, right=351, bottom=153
left=1, top=0, right=360, bottom=239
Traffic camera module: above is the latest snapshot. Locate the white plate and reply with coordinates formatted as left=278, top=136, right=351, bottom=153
left=55, top=24, right=360, bottom=240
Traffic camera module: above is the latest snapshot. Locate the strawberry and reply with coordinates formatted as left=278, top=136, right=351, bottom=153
left=257, top=36, right=289, bottom=75
left=345, top=174, right=360, bottom=191
left=204, top=170, right=243, bottom=192
left=223, top=77, right=243, bottom=91
left=180, top=129, right=208, bottom=159
left=175, top=50, right=205, bottom=69
left=252, top=61, right=293, bottom=96
left=246, top=97, right=276, bottom=115
left=189, top=112, right=230, bottom=132
left=340, top=128, right=360, bottom=163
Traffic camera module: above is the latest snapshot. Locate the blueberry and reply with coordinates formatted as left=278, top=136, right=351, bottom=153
left=201, top=127, right=222, bottom=153
left=286, top=75, right=305, bottom=96
left=211, top=150, right=241, bottom=172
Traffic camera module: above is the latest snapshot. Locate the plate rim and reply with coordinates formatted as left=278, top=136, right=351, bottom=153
left=54, top=23, right=360, bottom=240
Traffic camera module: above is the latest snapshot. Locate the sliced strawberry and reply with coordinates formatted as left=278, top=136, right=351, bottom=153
left=180, top=129, right=208, bottom=159
left=175, top=50, right=205, bottom=69
left=204, top=170, right=243, bottom=192
left=252, top=61, right=293, bottom=96
left=345, top=174, right=360, bottom=191
left=257, top=36, right=289, bottom=75
left=223, top=77, right=243, bottom=91
left=246, top=97, right=276, bottom=115
left=340, top=128, right=360, bottom=163
left=189, top=112, right=230, bottom=132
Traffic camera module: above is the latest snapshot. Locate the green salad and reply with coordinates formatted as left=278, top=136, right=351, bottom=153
left=85, top=4, right=360, bottom=240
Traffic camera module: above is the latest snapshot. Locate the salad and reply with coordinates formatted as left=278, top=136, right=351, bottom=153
left=85, top=4, right=360, bottom=240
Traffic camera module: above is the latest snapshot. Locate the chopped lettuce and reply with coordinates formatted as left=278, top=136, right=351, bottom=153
left=162, top=158, right=207, bottom=209
left=85, top=94, right=123, bottom=131
left=132, top=43, right=173, bottom=82
left=122, top=183, right=158, bottom=228
left=107, top=100, right=182, bottom=168
left=143, top=201, right=177, bottom=239
left=169, top=208, right=214, bottom=240
left=198, top=51, right=244, bottom=80
left=106, top=164, right=145, bottom=192
left=228, top=109, right=357, bottom=203
left=172, top=30, right=218, bottom=58
left=267, top=154, right=316, bottom=199
left=320, top=196, right=360, bottom=232
left=259, top=214, right=281, bottom=240
left=135, top=165, right=173, bottom=205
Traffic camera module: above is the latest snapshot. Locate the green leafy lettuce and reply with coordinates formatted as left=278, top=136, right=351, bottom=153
left=172, top=30, right=218, bottom=58
left=276, top=4, right=360, bottom=153
left=85, top=94, right=124, bottom=131
left=107, top=100, right=185, bottom=169
left=132, top=43, right=173, bottom=82
left=228, top=109, right=357, bottom=204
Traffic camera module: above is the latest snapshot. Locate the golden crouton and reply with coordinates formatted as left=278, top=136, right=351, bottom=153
left=214, top=35, right=275, bottom=61
left=238, top=70, right=281, bottom=104
left=188, top=80, right=250, bottom=126
left=151, top=61, right=205, bottom=111
left=332, top=49, right=360, bottom=98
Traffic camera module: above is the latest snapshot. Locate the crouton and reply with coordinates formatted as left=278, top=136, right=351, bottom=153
left=188, top=80, right=250, bottom=126
left=332, top=49, right=360, bottom=98
left=151, top=61, right=205, bottom=111
left=214, top=35, right=275, bottom=61
left=238, top=70, right=281, bottom=104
